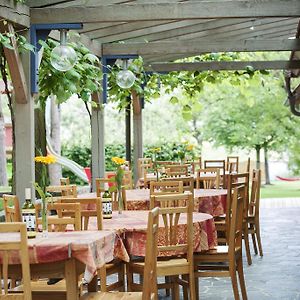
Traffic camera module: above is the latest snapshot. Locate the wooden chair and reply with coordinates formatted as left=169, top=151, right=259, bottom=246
left=81, top=208, right=158, bottom=300
left=194, top=185, right=248, bottom=300
left=127, top=193, right=195, bottom=299
left=215, top=172, right=252, bottom=265
left=246, top=169, right=263, bottom=257
left=162, top=176, right=194, bottom=195
left=59, top=197, right=125, bottom=293
left=0, top=222, right=32, bottom=300
left=204, top=160, right=226, bottom=187
left=2, top=194, right=22, bottom=222
left=246, top=158, right=251, bottom=173
left=165, top=164, right=189, bottom=177
left=150, top=181, right=184, bottom=209
left=46, top=184, right=77, bottom=199
left=123, top=170, right=133, bottom=189
left=35, top=202, right=82, bottom=232
left=195, top=168, right=220, bottom=189
left=59, top=197, right=103, bottom=231
left=227, top=156, right=239, bottom=173
left=60, top=177, right=70, bottom=185
left=137, top=158, right=152, bottom=187
left=191, top=157, right=202, bottom=173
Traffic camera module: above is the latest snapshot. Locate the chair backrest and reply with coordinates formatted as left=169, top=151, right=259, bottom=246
left=35, top=202, right=82, bottom=232
left=60, top=177, right=70, bottom=185
left=225, top=172, right=249, bottom=241
left=150, top=181, right=184, bottom=207
left=248, top=169, right=261, bottom=217
left=162, top=176, right=194, bottom=195
left=204, top=160, right=225, bottom=173
left=151, top=192, right=191, bottom=209
left=123, top=170, right=133, bottom=189
left=191, top=156, right=202, bottom=173
left=156, top=193, right=194, bottom=266
left=226, top=156, right=239, bottom=173
left=2, top=194, right=21, bottom=222
left=196, top=168, right=220, bottom=189
left=0, top=222, right=32, bottom=299
left=165, top=164, right=189, bottom=177
left=95, top=178, right=116, bottom=197
left=246, top=157, right=251, bottom=173
left=59, top=197, right=103, bottom=230
left=46, top=185, right=77, bottom=198
left=142, top=208, right=159, bottom=299
left=228, top=185, right=245, bottom=257
left=137, top=158, right=152, bottom=178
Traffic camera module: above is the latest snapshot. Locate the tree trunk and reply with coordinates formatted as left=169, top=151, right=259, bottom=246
left=264, top=144, right=271, bottom=185
left=34, top=107, right=48, bottom=187
left=0, top=94, right=8, bottom=186
left=48, top=95, right=62, bottom=185
left=255, top=145, right=261, bottom=170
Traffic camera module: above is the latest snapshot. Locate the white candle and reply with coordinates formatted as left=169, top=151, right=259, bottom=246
left=25, top=188, right=31, bottom=200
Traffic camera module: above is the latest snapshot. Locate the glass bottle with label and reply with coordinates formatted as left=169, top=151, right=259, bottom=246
left=22, top=188, right=36, bottom=238
left=102, top=183, right=112, bottom=219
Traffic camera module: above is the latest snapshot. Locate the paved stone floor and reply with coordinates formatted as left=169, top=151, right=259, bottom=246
left=156, top=198, right=300, bottom=299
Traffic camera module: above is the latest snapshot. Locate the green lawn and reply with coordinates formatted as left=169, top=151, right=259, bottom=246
left=260, top=180, right=300, bottom=198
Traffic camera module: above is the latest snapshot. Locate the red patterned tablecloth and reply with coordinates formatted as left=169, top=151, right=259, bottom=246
left=81, top=189, right=226, bottom=216
left=0, top=231, right=115, bottom=282
left=88, top=210, right=217, bottom=259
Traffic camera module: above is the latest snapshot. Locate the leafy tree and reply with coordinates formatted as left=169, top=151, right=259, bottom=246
left=201, top=71, right=299, bottom=183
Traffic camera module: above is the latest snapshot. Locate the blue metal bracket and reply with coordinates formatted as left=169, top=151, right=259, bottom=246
left=30, top=23, right=83, bottom=94
left=101, top=54, right=138, bottom=104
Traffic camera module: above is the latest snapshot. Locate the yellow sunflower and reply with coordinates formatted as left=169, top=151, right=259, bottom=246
left=112, top=157, right=126, bottom=165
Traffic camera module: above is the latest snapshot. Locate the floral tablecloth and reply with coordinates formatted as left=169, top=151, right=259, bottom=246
left=0, top=231, right=115, bottom=282
left=80, top=189, right=227, bottom=217
left=88, top=210, right=217, bottom=259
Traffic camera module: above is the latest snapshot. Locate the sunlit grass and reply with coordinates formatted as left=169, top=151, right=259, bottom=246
left=261, top=180, right=300, bottom=198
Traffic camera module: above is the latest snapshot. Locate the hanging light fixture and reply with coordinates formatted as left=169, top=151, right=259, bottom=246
left=116, top=59, right=136, bottom=89
left=50, top=29, right=77, bottom=72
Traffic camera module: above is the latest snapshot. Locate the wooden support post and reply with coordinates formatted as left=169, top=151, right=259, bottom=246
left=91, top=92, right=105, bottom=191
left=15, top=31, right=35, bottom=206
left=125, top=102, right=131, bottom=164
left=0, top=22, right=28, bottom=104
left=132, top=91, right=143, bottom=185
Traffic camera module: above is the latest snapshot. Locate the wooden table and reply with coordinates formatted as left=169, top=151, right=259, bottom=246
left=0, top=231, right=115, bottom=300
left=88, top=210, right=217, bottom=258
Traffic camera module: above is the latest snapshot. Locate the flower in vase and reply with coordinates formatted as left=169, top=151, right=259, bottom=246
left=34, top=154, right=57, bottom=234
left=111, top=157, right=125, bottom=213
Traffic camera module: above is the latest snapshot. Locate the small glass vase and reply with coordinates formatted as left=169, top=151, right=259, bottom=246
left=117, top=188, right=123, bottom=214
left=41, top=198, right=48, bottom=238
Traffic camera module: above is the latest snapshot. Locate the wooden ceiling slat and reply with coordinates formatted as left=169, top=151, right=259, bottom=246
left=144, top=60, right=300, bottom=72
left=30, top=1, right=300, bottom=24
left=102, top=39, right=300, bottom=56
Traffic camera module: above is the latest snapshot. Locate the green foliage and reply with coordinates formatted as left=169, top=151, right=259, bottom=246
left=201, top=71, right=299, bottom=154
left=38, top=38, right=102, bottom=108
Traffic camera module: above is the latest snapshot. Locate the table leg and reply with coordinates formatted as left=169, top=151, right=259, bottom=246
left=65, top=258, right=79, bottom=300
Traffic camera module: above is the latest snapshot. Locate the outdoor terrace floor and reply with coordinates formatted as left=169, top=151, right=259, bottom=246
left=157, top=198, right=300, bottom=299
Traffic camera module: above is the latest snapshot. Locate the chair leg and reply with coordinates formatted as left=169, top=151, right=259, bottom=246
left=165, top=276, right=171, bottom=296
left=243, top=223, right=252, bottom=265
left=237, top=256, right=248, bottom=300
left=97, top=266, right=107, bottom=292
left=229, top=262, right=240, bottom=300
left=181, top=275, right=189, bottom=300
left=84, top=216, right=89, bottom=230
left=172, top=276, right=180, bottom=300
left=255, top=218, right=263, bottom=257
left=189, top=271, right=196, bottom=300
left=251, top=227, right=258, bottom=255
left=118, top=264, right=125, bottom=291
left=194, top=267, right=200, bottom=300
left=126, top=265, right=133, bottom=292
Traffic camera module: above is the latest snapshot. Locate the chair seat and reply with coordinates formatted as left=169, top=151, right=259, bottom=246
left=11, top=279, right=82, bottom=300
left=81, top=291, right=154, bottom=299
left=129, top=257, right=189, bottom=277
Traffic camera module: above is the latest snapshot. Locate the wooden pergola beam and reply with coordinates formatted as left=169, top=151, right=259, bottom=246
left=0, top=0, right=30, bottom=28
left=30, top=0, right=300, bottom=24
left=102, top=39, right=300, bottom=56
left=145, top=60, right=300, bottom=72
left=0, top=22, right=28, bottom=103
